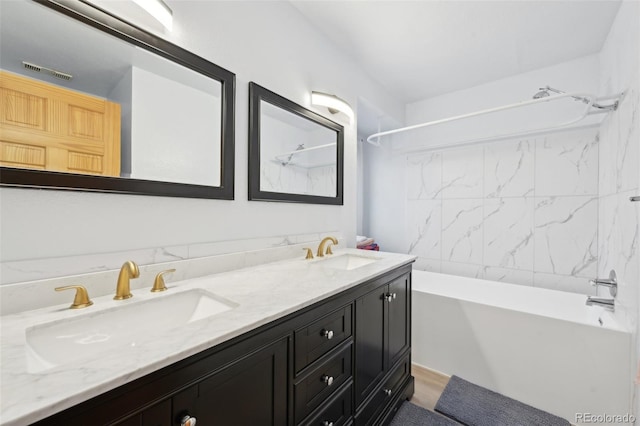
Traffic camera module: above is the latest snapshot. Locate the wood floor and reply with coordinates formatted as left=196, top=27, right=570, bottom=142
left=410, top=364, right=450, bottom=411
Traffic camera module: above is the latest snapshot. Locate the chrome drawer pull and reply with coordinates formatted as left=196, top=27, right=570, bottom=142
left=323, top=421, right=334, bottom=426
left=180, top=415, right=197, bottom=426
left=322, top=374, right=334, bottom=386
left=383, top=388, right=392, bottom=396
left=322, top=329, right=334, bottom=339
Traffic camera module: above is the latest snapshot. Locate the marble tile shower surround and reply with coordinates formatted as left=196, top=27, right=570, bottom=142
left=406, top=126, right=600, bottom=294
left=597, top=78, right=639, bottom=334
left=0, top=232, right=343, bottom=314
left=261, top=161, right=337, bottom=197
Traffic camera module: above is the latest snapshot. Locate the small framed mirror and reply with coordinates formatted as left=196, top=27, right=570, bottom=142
left=0, top=0, right=235, bottom=199
left=248, top=83, right=343, bottom=205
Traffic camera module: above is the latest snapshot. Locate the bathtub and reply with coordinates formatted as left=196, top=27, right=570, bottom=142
left=412, top=270, right=633, bottom=424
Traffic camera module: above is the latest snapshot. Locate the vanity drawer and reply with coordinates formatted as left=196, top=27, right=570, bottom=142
left=354, top=355, right=410, bottom=426
left=295, top=342, right=353, bottom=424
left=295, top=304, right=352, bottom=373
left=300, top=381, right=352, bottom=426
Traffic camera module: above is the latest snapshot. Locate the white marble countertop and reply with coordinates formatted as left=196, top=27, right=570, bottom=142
left=0, top=249, right=414, bottom=426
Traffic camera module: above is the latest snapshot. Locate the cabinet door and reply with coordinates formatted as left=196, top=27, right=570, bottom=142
left=387, top=275, right=410, bottom=368
left=354, top=286, right=386, bottom=406
left=173, top=337, right=288, bottom=426
left=0, top=71, right=121, bottom=176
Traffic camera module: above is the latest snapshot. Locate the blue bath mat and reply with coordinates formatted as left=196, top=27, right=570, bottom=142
left=435, top=375, right=570, bottom=426
left=391, top=401, right=461, bottom=425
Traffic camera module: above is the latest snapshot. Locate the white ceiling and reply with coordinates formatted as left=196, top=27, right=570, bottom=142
left=290, top=1, right=622, bottom=104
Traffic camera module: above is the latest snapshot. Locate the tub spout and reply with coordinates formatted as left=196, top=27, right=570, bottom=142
left=586, top=296, right=614, bottom=312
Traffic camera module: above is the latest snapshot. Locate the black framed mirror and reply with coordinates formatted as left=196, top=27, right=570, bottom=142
left=0, top=0, right=235, bottom=199
left=248, top=82, right=343, bottom=205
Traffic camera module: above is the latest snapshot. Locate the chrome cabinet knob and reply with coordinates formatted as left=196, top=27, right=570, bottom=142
left=322, top=375, right=334, bottom=386
left=180, top=415, right=197, bottom=426
left=323, top=422, right=334, bottom=426
left=322, top=329, right=334, bottom=339
left=383, top=388, right=392, bottom=396
left=385, top=293, right=396, bottom=302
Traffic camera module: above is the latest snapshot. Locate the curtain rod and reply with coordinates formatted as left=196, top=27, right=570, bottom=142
left=366, top=91, right=623, bottom=147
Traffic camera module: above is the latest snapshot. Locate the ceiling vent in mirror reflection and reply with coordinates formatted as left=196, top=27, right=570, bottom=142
left=311, top=91, right=354, bottom=123
left=22, top=61, right=72, bottom=81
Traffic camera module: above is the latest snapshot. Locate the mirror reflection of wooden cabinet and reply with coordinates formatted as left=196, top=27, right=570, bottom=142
left=0, top=71, right=121, bottom=176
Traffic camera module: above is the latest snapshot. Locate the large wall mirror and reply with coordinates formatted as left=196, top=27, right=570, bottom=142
left=0, top=0, right=235, bottom=199
left=249, top=83, right=343, bottom=205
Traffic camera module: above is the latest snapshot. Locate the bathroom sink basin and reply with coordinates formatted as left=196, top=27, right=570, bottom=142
left=316, top=254, right=378, bottom=271
left=25, top=289, right=237, bottom=373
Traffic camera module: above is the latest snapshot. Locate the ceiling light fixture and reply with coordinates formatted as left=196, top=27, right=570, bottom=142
left=132, top=0, right=173, bottom=31
left=311, top=91, right=354, bottom=123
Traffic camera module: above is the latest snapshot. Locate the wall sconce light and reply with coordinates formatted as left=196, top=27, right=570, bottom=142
left=132, top=0, right=173, bottom=31
left=311, top=91, right=354, bottom=123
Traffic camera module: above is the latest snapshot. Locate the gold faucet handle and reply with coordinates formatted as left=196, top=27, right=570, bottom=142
left=152, top=269, right=176, bottom=292
left=303, top=248, right=314, bottom=260
left=55, top=285, right=93, bottom=309
left=326, top=245, right=334, bottom=255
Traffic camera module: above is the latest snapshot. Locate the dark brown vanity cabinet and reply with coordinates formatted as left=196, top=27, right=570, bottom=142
left=33, top=264, right=412, bottom=426
left=354, top=273, right=411, bottom=426
left=170, top=336, right=289, bottom=426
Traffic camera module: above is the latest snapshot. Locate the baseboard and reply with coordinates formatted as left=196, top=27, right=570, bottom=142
left=411, top=362, right=450, bottom=379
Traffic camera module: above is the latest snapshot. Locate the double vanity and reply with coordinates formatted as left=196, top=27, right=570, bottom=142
left=1, top=242, right=415, bottom=426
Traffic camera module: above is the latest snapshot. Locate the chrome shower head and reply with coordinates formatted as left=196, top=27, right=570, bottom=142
left=533, top=88, right=550, bottom=99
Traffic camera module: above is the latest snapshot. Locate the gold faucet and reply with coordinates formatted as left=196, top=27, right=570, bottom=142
left=114, top=260, right=139, bottom=300
left=317, top=236, right=338, bottom=257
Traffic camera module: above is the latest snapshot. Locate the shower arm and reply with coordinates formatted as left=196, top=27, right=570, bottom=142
left=366, top=90, right=622, bottom=147
left=542, top=86, right=617, bottom=110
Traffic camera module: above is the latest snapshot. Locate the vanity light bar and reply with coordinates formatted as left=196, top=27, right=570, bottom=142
left=311, top=91, right=354, bottom=123
left=132, top=0, right=173, bottom=31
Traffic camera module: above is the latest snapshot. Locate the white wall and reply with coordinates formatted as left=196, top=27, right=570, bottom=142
left=0, top=1, right=404, bottom=283
left=130, top=67, right=221, bottom=186
left=361, top=136, right=407, bottom=253
left=595, top=0, right=640, bottom=416
left=108, top=68, right=133, bottom=176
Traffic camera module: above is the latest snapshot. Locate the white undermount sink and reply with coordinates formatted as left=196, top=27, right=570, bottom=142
left=25, top=289, right=237, bottom=373
left=315, top=254, right=379, bottom=271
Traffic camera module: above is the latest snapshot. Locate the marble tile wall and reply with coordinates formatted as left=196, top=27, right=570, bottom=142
left=597, top=77, right=639, bottom=332
left=0, top=234, right=347, bottom=315
left=261, top=162, right=337, bottom=197
left=406, top=126, right=600, bottom=294
left=0, top=231, right=342, bottom=285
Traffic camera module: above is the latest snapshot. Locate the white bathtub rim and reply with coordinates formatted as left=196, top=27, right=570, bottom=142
left=412, top=270, right=628, bottom=333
